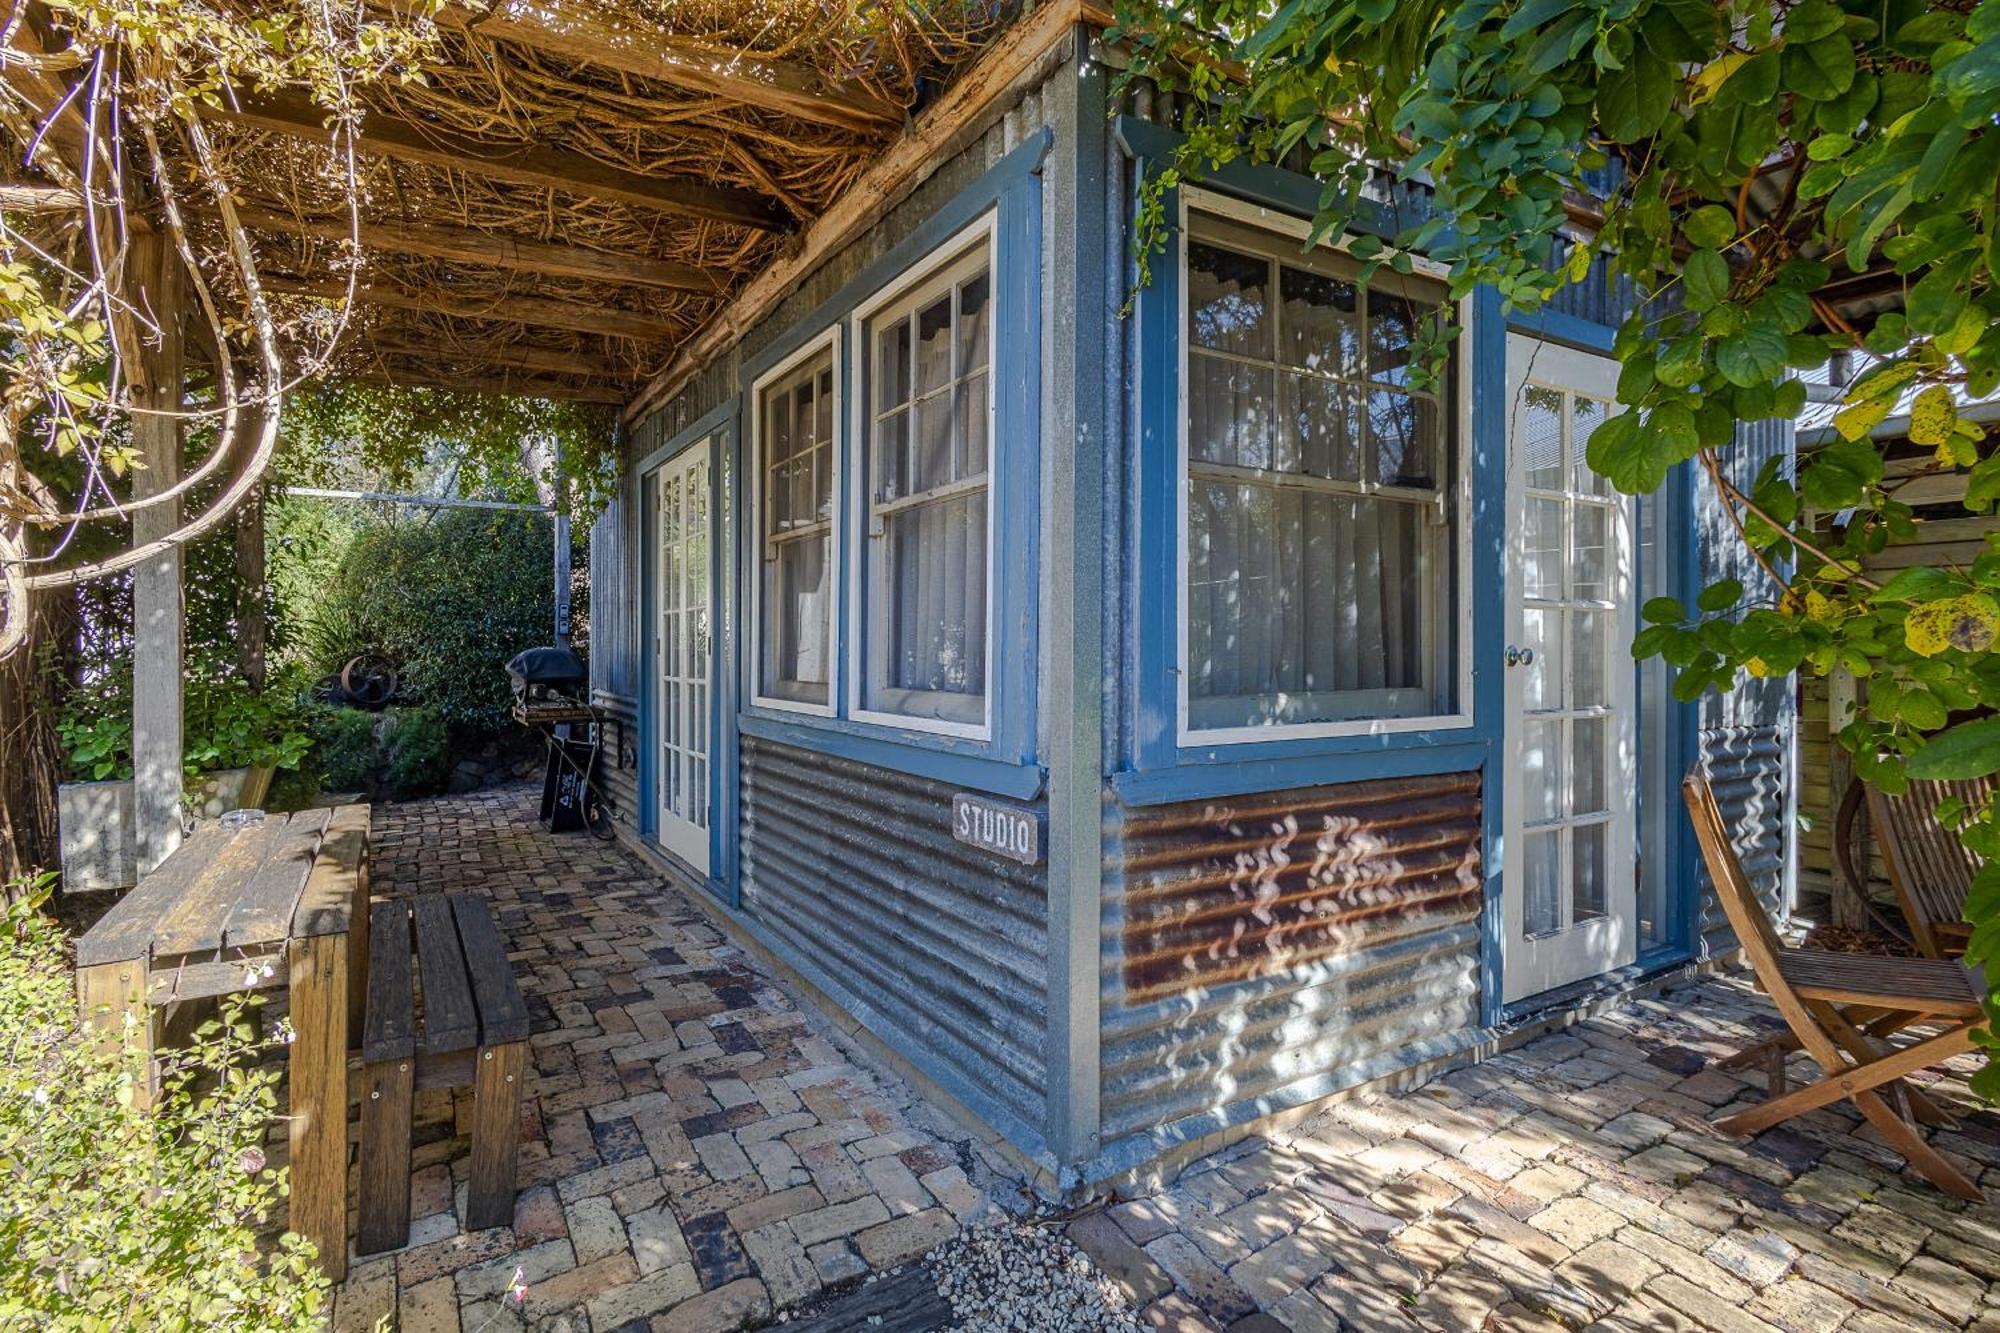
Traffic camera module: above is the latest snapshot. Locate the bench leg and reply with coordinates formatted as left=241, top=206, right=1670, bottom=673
left=289, top=933, right=350, bottom=1282
left=76, top=961, right=155, bottom=1111
left=356, top=1055, right=413, bottom=1255
left=467, top=1041, right=525, bottom=1231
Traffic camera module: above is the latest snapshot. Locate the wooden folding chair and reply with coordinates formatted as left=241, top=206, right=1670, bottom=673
left=1867, top=776, right=1990, bottom=959
left=1685, top=773, right=1988, bottom=1201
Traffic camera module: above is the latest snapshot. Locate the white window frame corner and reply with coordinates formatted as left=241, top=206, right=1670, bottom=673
left=843, top=211, right=1001, bottom=743
left=748, top=324, right=844, bottom=719
left=1172, top=189, right=1476, bottom=748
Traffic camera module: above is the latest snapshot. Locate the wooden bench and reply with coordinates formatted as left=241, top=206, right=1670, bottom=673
left=359, top=893, right=528, bottom=1253
left=74, top=806, right=370, bottom=1281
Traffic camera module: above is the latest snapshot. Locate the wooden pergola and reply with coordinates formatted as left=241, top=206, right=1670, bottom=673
left=0, top=0, right=1098, bottom=873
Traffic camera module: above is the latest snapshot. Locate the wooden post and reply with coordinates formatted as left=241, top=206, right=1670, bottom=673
left=467, top=1041, right=525, bottom=1230
left=126, top=234, right=186, bottom=873
left=75, top=959, right=154, bottom=1111
left=287, top=931, right=349, bottom=1282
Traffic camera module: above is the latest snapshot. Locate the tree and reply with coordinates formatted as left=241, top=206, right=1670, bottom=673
left=1112, top=0, right=2000, bottom=1088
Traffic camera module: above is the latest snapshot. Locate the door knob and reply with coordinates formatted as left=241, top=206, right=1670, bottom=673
left=1505, top=644, right=1536, bottom=668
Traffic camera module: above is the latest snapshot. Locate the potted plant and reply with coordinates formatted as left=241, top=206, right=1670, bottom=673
left=182, top=671, right=314, bottom=818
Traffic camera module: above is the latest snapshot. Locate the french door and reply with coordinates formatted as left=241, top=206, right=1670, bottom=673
left=1502, top=335, right=1638, bottom=1003
left=656, top=441, right=713, bottom=874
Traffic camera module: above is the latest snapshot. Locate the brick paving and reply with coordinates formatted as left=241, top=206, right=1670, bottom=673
left=330, top=786, right=1010, bottom=1332
left=1071, top=979, right=2000, bottom=1332
left=334, top=787, right=2000, bottom=1332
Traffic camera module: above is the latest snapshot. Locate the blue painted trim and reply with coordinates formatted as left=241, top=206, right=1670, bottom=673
left=1471, top=288, right=1511, bottom=1028
left=736, top=712, right=1045, bottom=801
left=1673, top=457, right=1704, bottom=952
left=637, top=470, right=658, bottom=841
left=1505, top=307, right=1619, bottom=356
left=1118, top=127, right=1499, bottom=809
left=1113, top=117, right=1404, bottom=241
left=720, top=129, right=1049, bottom=780
left=1111, top=739, right=1491, bottom=806
left=713, top=410, right=743, bottom=906
left=633, top=397, right=737, bottom=476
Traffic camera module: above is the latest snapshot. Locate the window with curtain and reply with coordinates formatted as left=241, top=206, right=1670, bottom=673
left=756, top=342, right=835, bottom=706
left=860, top=239, right=991, bottom=728
left=1183, top=214, right=1455, bottom=734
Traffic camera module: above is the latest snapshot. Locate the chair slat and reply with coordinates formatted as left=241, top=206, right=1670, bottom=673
left=363, top=901, right=416, bottom=1063
left=413, top=894, right=480, bottom=1055
left=452, top=896, right=529, bottom=1046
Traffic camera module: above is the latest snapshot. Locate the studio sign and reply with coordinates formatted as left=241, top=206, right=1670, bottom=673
left=951, top=793, right=1043, bottom=866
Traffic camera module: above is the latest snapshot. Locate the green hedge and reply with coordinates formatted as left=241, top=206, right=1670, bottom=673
left=306, top=508, right=560, bottom=732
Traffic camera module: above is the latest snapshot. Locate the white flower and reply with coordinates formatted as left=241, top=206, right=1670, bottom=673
left=259, top=961, right=274, bottom=979
left=243, top=968, right=259, bottom=989
left=31, top=1087, right=48, bottom=1106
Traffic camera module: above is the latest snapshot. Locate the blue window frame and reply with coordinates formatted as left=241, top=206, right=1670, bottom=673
left=732, top=131, right=1048, bottom=800
left=1119, top=154, right=1496, bottom=805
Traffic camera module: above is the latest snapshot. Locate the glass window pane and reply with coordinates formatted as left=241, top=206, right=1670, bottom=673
left=875, top=409, right=908, bottom=502
left=1574, top=503, right=1609, bottom=602
left=1573, top=823, right=1607, bottom=922
left=917, top=295, right=953, bottom=393
left=1572, top=715, right=1607, bottom=816
left=1571, top=610, right=1608, bottom=708
left=1572, top=395, right=1611, bottom=495
left=1190, top=354, right=1277, bottom=469
left=960, top=272, right=990, bottom=374
left=1521, top=384, right=1563, bottom=490
left=1525, top=829, right=1561, bottom=936
left=875, top=492, right=987, bottom=715
left=1522, top=608, right=1561, bottom=712
left=1369, top=390, right=1436, bottom=488
left=1281, top=373, right=1362, bottom=481
left=1189, top=242, right=1271, bottom=357
left=1524, top=498, right=1564, bottom=601
left=1524, top=718, right=1563, bottom=824
left=759, top=347, right=833, bottom=704
left=958, top=372, right=988, bottom=478
left=915, top=395, right=952, bottom=492
left=878, top=318, right=911, bottom=412
left=1279, top=265, right=1359, bottom=375
left=1368, top=290, right=1424, bottom=386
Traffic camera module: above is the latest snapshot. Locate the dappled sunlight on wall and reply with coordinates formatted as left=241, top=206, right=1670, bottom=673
left=1100, top=772, right=1483, bottom=1154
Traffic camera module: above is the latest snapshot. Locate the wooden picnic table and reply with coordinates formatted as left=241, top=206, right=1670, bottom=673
left=74, top=805, right=370, bottom=1282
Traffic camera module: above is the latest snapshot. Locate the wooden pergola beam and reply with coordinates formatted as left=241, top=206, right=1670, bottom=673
left=364, top=337, right=622, bottom=380
left=264, top=274, right=682, bottom=343
left=228, top=205, right=720, bottom=294
left=346, top=367, right=628, bottom=404
left=627, top=0, right=1110, bottom=420
left=414, top=1, right=903, bottom=136
left=210, top=91, right=786, bottom=232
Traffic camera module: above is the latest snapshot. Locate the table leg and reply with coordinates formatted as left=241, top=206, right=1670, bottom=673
left=76, top=961, right=154, bottom=1111
left=288, top=932, right=349, bottom=1284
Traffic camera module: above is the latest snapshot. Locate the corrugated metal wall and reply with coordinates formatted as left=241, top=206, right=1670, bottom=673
left=589, top=471, right=645, bottom=834
left=1098, top=772, right=1484, bottom=1156
left=740, top=736, right=1051, bottom=1148
left=1694, top=416, right=1796, bottom=955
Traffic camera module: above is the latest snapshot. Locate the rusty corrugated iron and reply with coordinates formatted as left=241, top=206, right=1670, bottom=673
left=1112, top=772, right=1482, bottom=1002
left=1097, top=770, right=1484, bottom=1152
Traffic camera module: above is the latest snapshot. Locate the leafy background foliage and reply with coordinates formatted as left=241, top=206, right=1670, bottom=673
left=1113, top=0, right=2000, bottom=1084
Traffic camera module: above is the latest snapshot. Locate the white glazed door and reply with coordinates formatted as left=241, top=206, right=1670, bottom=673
left=1502, top=335, right=1637, bottom=1003
left=657, top=442, right=712, bottom=874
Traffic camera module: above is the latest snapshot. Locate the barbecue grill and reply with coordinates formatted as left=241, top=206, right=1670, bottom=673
left=506, top=647, right=613, bottom=837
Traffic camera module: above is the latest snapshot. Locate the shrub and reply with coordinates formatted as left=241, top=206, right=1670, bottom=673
left=56, top=661, right=312, bottom=783
left=308, top=705, right=377, bottom=792
left=306, top=509, right=561, bottom=732
left=0, top=878, right=327, bottom=1329
left=384, top=706, right=452, bottom=796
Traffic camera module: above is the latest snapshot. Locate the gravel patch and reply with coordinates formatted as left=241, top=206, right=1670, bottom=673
left=929, top=1220, right=1145, bottom=1333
